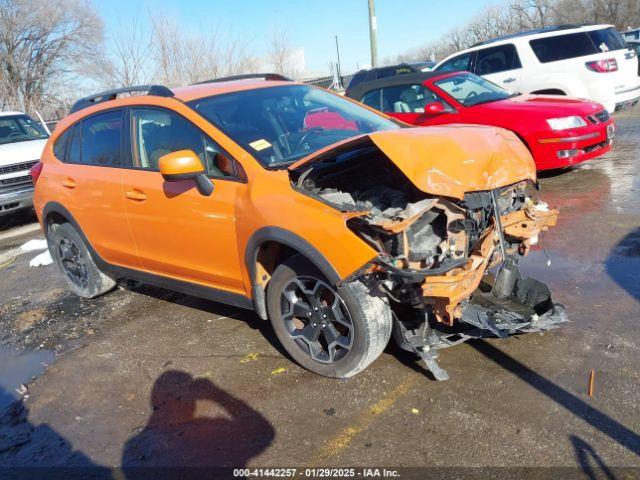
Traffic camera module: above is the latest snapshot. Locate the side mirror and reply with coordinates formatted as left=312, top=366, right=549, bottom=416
left=424, top=102, right=446, bottom=115
left=158, top=149, right=214, bottom=196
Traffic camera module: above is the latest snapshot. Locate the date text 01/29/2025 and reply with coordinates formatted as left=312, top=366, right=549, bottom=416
left=233, top=468, right=401, bottom=477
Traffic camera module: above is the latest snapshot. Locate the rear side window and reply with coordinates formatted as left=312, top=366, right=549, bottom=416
left=530, top=28, right=626, bottom=63
left=53, top=130, right=70, bottom=160
left=81, top=110, right=123, bottom=166
left=67, top=125, right=82, bottom=164
left=476, top=44, right=521, bottom=74
left=588, top=28, right=626, bottom=52
left=436, top=52, right=472, bottom=72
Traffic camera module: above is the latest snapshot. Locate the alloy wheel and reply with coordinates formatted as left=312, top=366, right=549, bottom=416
left=280, top=276, right=353, bottom=363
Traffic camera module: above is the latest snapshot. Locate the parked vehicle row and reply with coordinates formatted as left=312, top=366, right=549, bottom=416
left=346, top=71, right=614, bottom=170
left=33, top=77, right=566, bottom=381
left=0, top=112, right=49, bottom=217
left=429, top=24, right=639, bottom=114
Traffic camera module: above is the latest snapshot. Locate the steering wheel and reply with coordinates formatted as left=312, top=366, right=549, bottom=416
left=8, top=131, right=23, bottom=137
left=293, top=127, right=323, bottom=151
left=465, top=91, right=478, bottom=103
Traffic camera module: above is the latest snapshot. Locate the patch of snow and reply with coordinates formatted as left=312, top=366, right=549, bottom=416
left=29, top=250, right=52, bottom=267
left=20, top=239, right=48, bottom=252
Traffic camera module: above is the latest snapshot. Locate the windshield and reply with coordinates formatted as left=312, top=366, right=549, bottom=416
left=188, top=85, right=400, bottom=168
left=434, top=73, right=514, bottom=106
left=0, top=115, right=49, bottom=145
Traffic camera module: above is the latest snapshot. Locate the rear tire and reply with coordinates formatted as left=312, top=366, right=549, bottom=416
left=266, top=256, right=392, bottom=378
left=49, top=223, right=116, bottom=298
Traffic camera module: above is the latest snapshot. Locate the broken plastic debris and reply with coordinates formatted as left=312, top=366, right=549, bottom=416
left=534, top=202, right=550, bottom=212
left=271, top=367, right=287, bottom=375
left=15, top=384, right=28, bottom=396
left=410, top=408, right=420, bottom=415
left=29, top=250, right=53, bottom=267
left=20, top=239, right=48, bottom=252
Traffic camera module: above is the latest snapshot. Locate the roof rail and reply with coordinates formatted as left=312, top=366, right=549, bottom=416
left=69, top=85, right=174, bottom=114
left=471, top=24, right=584, bottom=47
left=194, top=73, right=292, bottom=85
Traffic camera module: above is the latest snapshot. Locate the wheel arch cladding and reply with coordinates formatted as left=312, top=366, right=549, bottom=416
left=245, top=226, right=343, bottom=320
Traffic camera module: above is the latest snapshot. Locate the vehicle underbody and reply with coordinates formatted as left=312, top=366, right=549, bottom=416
left=291, top=142, right=567, bottom=380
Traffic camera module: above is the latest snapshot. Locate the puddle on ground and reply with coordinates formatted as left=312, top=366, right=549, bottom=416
left=0, top=347, right=54, bottom=409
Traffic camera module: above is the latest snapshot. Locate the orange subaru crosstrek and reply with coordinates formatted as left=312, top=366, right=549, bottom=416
left=32, top=74, right=567, bottom=380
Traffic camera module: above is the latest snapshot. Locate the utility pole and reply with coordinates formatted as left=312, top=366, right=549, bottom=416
left=367, top=0, right=378, bottom=67
left=335, top=35, right=343, bottom=87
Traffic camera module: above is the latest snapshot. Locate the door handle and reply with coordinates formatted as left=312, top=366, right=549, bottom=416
left=125, top=190, right=147, bottom=201
left=503, top=77, right=516, bottom=83
left=61, top=178, right=77, bottom=189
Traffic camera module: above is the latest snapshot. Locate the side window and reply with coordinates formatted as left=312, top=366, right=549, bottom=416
left=475, top=44, right=521, bottom=75
left=360, top=90, right=381, bottom=110
left=68, top=124, right=82, bottom=164
left=529, top=33, right=595, bottom=63
left=436, top=52, right=472, bottom=72
left=53, top=130, right=70, bottom=161
left=382, top=84, right=440, bottom=113
left=131, top=107, right=238, bottom=179
left=81, top=110, right=123, bottom=166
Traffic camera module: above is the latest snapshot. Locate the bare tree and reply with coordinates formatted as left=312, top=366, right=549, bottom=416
left=266, top=28, right=301, bottom=79
left=92, top=16, right=152, bottom=88
left=0, top=0, right=103, bottom=115
left=147, top=12, right=260, bottom=87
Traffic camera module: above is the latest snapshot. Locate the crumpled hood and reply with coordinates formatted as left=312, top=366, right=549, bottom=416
left=291, top=125, right=536, bottom=200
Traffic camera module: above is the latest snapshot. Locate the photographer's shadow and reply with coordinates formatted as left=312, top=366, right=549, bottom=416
left=121, top=370, right=274, bottom=474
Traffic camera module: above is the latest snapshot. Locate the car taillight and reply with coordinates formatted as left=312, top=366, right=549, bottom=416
left=585, top=58, right=618, bottom=72
left=30, top=161, right=43, bottom=183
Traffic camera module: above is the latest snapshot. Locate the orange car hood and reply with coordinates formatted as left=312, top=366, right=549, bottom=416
left=290, top=125, right=536, bottom=200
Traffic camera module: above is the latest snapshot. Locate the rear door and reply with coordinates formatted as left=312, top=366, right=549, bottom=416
left=474, top=44, right=523, bottom=92
left=49, top=109, right=139, bottom=268
left=121, top=106, right=246, bottom=293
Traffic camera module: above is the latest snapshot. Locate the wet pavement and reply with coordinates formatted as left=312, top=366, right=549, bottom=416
left=1, top=110, right=639, bottom=477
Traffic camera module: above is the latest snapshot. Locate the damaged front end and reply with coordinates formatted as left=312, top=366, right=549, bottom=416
left=290, top=133, right=567, bottom=380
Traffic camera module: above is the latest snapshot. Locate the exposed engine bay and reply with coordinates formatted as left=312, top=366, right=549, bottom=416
left=291, top=143, right=567, bottom=380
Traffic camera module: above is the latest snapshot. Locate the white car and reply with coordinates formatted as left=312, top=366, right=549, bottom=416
left=0, top=112, right=49, bottom=217
left=434, top=24, right=640, bottom=113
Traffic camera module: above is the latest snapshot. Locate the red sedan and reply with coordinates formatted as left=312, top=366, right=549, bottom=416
left=346, top=71, right=614, bottom=170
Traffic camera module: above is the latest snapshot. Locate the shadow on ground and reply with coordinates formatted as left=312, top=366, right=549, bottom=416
left=605, top=227, right=640, bottom=302
left=0, top=371, right=275, bottom=479
left=471, top=340, right=640, bottom=459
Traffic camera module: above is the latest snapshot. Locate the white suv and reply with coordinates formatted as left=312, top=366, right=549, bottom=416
left=0, top=112, right=49, bottom=216
left=434, top=24, right=640, bottom=113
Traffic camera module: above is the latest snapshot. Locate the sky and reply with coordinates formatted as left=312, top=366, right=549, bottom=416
left=94, top=0, right=493, bottom=76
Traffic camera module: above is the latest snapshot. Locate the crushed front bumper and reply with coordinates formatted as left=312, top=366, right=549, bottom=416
left=395, top=203, right=565, bottom=381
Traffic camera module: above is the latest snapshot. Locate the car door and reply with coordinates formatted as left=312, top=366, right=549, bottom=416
left=474, top=44, right=523, bottom=92
left=50, top=109, right=139, bottom=268
left=121, top=106, right=246, bottom=293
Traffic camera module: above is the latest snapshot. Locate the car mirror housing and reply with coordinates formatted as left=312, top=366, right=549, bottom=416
left=159, top=149, right=214, bottom=196
left=424, top=102, right=446, bottom=115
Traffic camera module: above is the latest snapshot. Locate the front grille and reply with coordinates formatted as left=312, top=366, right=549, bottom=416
left=1, top=175, right=32, bottom=186
left=594, top=110, right=610, bottom=122
left=0, top=160, right=38, bottom=176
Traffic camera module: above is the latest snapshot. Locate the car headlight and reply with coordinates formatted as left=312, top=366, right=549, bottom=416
left=546, top=116, right=587, bottom=130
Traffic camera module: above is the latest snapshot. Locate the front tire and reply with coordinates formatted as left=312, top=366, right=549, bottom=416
left=266, top=256, right=392, bottom=378
left=49, top=223, right=116, bottom=298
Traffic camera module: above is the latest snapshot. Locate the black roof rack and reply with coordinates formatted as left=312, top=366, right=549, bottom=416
left=69, top=85, right=174, bottom=114
left=472, top=24, right=584, bottom=47
left=194, top=73, right=291, bottom=85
